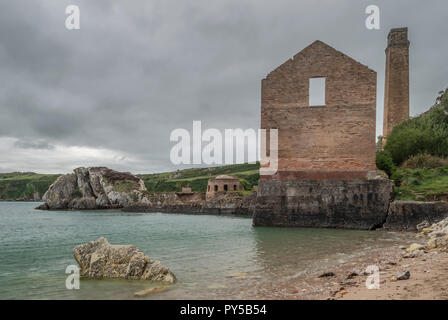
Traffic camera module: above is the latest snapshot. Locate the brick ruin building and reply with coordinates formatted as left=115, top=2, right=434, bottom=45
left=382, top=27, right=410, bottom=144
left=260, top=40, right=377, bottom=179
left=253, top=36, right=404, bottom=229
left=206, top=175, right=242, bottom=200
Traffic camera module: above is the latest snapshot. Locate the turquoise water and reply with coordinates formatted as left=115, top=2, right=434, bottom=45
left=0, top=202, right=411, bottom=300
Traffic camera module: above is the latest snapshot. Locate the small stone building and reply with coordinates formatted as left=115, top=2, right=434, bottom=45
left=206, top=175, right=241, bottom=197
left=181, top=187, right=192, bottom=193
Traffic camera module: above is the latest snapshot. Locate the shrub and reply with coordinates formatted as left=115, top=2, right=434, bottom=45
left=239, top=178, right=251, bottom=191
left=376, top=150, right=396, bottom=177
left=113, top=180, right=139, bottom=193
left=71, top=187, right=83, bottom=198
left=401, top=153, right=448, bottom=169
left=384, top=88, right=448, bottom=166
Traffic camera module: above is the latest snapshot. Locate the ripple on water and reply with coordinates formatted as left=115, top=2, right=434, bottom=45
left=0, top=202, right=414, bottom=299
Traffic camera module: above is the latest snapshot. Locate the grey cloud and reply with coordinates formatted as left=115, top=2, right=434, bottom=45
left=0, top=0, right=447, bottom=173
left=14, top=139, right=55, bottom=150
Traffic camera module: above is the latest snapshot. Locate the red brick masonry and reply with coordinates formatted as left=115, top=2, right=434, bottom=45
left=383, top=27, right=410, bottom=141
left=261, top=40, right=377, bottom=178
left=260, top=170, right=369, bottom=180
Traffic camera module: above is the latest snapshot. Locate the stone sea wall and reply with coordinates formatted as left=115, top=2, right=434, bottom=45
left=124, top=192, right=205, bottom=214
left=203, top=192, right=256, bottom=215
left=384, top=201, right=448, bottom=231
left=123, top=192, right=256, bottom=216
left=34, top=165, right=448, bottom=230
left=253, top=178, right=394, bottom=230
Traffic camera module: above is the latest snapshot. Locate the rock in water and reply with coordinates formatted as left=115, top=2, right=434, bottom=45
left=37, top=167, right=147, bottom=210
left=73, top=237, right=176, bottom=283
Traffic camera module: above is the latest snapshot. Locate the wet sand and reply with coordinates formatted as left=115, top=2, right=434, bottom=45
left=240, top=233, right=448, bottom=300
left=335, top=249, right=448, bottom=300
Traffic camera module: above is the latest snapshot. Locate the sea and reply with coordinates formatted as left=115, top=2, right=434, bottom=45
left=0, top=202, right=412, bottom=299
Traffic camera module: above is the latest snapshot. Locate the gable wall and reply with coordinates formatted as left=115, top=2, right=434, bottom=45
left=261, top=41, right=377, bottom=177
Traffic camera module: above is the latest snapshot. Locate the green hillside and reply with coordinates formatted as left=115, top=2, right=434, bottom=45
left=393, top=165, right=448, bottom=201
left=0, top=163, right=260, bottom=200
left=137, top=162, right=260, bottom=193
left=377, top=88, right=448, bottom=201
left=0, top=172, right=60, bottom=201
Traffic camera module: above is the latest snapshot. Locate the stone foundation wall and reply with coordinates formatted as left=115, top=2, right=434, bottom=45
left=138, top=192, right=205, bottom=206
left=384, top=201, right=448, bottom=231
left=203, top=192, right=256, bottom=215
left=253, top=178, right=394, bottom=229
left=123, top=192, right=256, bottom=216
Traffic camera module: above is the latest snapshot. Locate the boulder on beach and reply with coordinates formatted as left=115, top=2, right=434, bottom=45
left=406, top=243, right=425, bottom=253
left=36, top=167, right=148, bottom=210
left=406, top=216, right=448, bottom=252
left=73, top=237, right=176, bottom=283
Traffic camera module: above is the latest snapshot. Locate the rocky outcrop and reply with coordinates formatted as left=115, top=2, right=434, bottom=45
left=384, top=201, right=448, bottom=231
left=73, top=237, right=176, bottom=283
left=36, top=167, right=147, bottom=210
left=253, top=177, right=394, bottom=229
left=425, top=217, right=448, bottom=251
left=402, top=216, right=448, bottom=253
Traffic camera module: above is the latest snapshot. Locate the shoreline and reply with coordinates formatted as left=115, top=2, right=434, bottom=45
left=248, top=231, right=448, bottom=300
left=0, top=199, right=41, bottom=202
left=2, top=200, right=447, bottom=300
left=231, top=235, right=414, bottom=299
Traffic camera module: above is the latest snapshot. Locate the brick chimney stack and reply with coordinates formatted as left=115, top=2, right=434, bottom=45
left=382, top=27, right=410, bottom=145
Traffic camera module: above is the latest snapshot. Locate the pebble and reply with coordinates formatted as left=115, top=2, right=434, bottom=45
left=406, top=243, right=425, bottom=253
left=319, top=272, right=335, bottom=278
left=397, top=271, right=411, bottom=281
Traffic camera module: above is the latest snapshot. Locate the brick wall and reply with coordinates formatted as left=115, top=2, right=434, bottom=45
left=383, top=28, right=410, bottom=141
left=206, top=178, right=241, bottom=198
left=261, top=40, right=377, bottom=178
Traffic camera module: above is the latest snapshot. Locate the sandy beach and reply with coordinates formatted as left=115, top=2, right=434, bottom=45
left=336, top=249, right=448, bottom=300
left=245, top=229, right=448, bottom=300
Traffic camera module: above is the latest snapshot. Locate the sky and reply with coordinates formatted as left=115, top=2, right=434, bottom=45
left=0, top=0, right=447, bottom=174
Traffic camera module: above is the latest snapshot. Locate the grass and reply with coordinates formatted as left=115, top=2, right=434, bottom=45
left=137, top=163, right=260, bottom=193
left=392, top=166, right=448, bottom=201
left=0, top=172, right=60, bottom=200
left=0, top=163, right=260, bottom=199
left=112, top=180, right=140, bottom=193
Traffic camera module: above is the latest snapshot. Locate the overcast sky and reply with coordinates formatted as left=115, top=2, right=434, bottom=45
left=0, top=0, right=447, bottom=174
